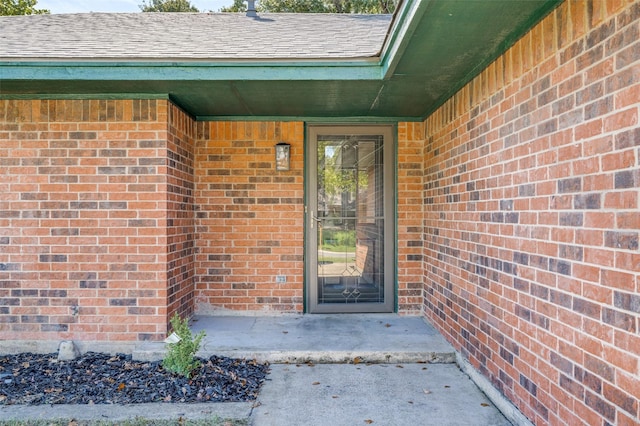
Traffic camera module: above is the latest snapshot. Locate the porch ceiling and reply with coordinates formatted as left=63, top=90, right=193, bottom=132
left=0, top=0, right=561, bottom=121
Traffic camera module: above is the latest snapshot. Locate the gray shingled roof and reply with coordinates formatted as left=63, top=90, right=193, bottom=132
left=0, top=12, right=392, bottom=60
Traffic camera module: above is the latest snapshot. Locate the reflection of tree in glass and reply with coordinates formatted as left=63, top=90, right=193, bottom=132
left=322, top=229, right=356, bottom=253
left=318, top=142, right=368, bottom=209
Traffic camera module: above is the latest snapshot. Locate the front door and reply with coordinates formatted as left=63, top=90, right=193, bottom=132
left=306, top=125, right=395, bottom=313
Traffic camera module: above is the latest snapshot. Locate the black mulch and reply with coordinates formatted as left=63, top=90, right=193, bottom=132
left=0, top=352, right=269, bottom=405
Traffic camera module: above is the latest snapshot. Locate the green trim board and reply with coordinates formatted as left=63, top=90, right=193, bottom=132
left=0, top=61, right=383, bottom=82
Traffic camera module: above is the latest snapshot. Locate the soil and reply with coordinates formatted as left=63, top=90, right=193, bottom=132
left=0, top=352, right=269, bottom=405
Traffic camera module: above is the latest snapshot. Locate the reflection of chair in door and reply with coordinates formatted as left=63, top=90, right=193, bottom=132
left=317, top=239, right=379, bottom=303
left=355, top=242, right=368, bottom=274
left=356, top=239, right=374, bottom=284
left=344, top=239, right=377, bottom=301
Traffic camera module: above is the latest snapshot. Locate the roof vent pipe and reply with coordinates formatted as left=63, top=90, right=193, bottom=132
left=246, top=0, right=257, bottom=17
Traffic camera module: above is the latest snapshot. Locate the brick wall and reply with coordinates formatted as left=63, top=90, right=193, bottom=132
left=0, top=99, right=174, bottom=344
left=193, top=122, right=305, bottom=313
left=2, top=101, right=422, bottom=345
left=422, top=1, right=639, bottom=425
left=397, top=122, right=424, bottom=314
left=166, top=104, right=196, bottom=322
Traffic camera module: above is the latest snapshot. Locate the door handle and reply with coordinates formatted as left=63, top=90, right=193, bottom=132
left=311, top=215, right=321, bottom=228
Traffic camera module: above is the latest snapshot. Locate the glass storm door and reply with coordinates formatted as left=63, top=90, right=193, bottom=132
left=306, top=126, right=395, bottom=313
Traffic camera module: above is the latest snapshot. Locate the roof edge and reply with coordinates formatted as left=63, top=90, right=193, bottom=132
left=0, top=56, right=382, bottom=64
left=379, top=0, right=431, bottom=79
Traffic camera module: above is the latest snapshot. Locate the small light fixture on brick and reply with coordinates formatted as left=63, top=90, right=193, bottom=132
left=275, top=142, right=290, bottom=171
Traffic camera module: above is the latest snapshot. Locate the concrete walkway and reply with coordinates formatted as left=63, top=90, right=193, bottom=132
left=1, top=314, right=516, bottom=425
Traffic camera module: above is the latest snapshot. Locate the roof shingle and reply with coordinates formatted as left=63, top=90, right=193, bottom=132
left=0, top=12, right=392, bottom=60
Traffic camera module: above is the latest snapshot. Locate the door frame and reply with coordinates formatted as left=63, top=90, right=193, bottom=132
left=305, top=124, right=396, bottom=313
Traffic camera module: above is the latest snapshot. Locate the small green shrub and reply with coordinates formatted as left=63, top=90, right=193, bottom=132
left=162, top=314, right=206, bottom=378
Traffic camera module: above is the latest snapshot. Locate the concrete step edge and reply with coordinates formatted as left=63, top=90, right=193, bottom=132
left=132, top=348, right=457, bottom=364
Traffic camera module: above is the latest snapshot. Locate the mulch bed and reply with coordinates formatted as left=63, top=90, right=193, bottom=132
left=0, top=352, right=269, bottom=405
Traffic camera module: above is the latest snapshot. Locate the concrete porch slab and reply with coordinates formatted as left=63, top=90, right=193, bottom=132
left=133, top=314, right=456, bottom=364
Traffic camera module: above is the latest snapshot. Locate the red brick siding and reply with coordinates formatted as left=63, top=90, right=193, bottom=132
left=2, top=103, right=420, bottom=339
left=422, top=1, right=639, bottom=425
left=0, top=99, right=170, bottom=342
left=166, top=104, right=196, bottom=322
left=397, top=122, right=425, bottom=314
left=193, top=122, right=305, bottom=313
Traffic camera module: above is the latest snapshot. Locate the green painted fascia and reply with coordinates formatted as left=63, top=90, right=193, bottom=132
left=379, top=0, right=430, bottom=80
left=419, top=0, right=564, bottom=120
left=0, top=60, right=383, bottom=82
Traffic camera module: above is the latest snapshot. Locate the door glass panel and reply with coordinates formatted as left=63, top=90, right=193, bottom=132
left=316, top=135, right=385, bottom=305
